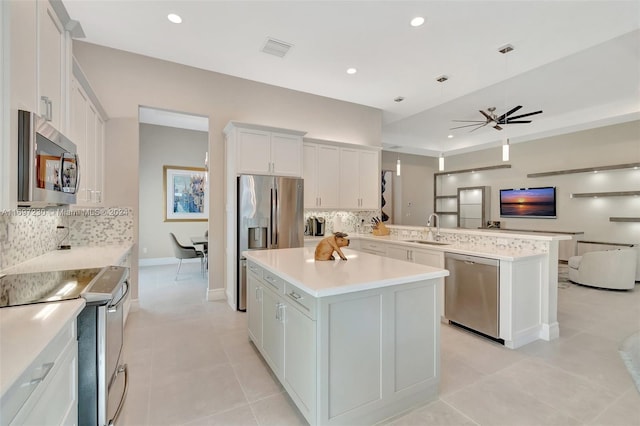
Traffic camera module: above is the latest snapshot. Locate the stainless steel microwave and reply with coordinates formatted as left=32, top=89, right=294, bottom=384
left=18, top=110, right=80, bottom=207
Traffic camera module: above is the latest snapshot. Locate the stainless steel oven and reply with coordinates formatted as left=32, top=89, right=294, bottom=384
left=0, top=265, right=129, bottom=425
left=78, top=266, right=129, bottom=426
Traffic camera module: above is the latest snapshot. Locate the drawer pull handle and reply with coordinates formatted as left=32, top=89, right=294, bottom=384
left=289, top=291, right=302, bottom=300
left=29, top=362, right=54, bottom=385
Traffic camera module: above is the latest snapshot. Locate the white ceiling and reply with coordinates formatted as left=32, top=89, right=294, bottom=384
left=64, top=0, right=640, bottom=156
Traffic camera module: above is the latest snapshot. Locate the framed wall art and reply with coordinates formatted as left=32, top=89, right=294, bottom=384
left=163, top=165, right=208, bottom=222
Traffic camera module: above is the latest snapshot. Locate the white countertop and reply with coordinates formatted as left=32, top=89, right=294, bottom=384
left=0, top=244, right=132, bottom=400
left=244, top=247, right=448, bottom=297
left=0, top=299, right=85, bottom=397
left=1, top=244, right=133, bottom=275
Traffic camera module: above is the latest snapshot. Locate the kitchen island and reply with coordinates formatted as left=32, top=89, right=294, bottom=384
left=244, top=247, right=449, bottom=426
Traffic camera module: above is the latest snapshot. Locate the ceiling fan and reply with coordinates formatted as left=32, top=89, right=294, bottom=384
left=450, top=105, right=543, bottom=132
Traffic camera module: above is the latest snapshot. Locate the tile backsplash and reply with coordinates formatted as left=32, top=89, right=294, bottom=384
left=0, top=207, right=134, bottom=271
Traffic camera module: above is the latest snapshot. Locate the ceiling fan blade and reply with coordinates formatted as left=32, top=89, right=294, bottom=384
left=502, top=120, right=532, bottom=124
left=469, top=123, right=489, bottom=132
left=507, top=110, right=543, bottom=120
left=479, top=110, right=493, bottom=121
left=450, top=123, right=486, bottom=130
left=451, top=120, right=487, bottom=123
left=495, top=105, right=522, bottom=122
left=493, top=124, right=503, bottom=130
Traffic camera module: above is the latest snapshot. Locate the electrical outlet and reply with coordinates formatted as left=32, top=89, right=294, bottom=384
left=143, top=247, right=148, bottom=254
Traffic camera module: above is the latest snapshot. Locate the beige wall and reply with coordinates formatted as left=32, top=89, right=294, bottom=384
left=381, top=152, right=437, bottom=226
left=139, top=123, right=208, bottom=259
left=72, top=41, right=383, bottom=301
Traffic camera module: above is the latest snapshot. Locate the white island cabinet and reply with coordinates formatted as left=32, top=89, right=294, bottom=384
left=245, top=247, right=449, bottom=426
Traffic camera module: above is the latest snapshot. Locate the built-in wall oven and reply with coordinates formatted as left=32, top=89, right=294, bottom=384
left=0, top=265, right=129, bottom=425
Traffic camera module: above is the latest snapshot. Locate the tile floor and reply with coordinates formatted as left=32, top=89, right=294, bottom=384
left=120, top=263, right=640, bottom=426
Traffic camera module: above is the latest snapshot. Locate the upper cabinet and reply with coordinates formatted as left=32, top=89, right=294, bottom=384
left=70, top=60, right=107, bottom=205
left=225, top=123, right=306, bottom=177
left=303, top=143, right=340, bottom=209
left=339, top=147, right=380, bottom=209
left=38, top=0, right=67, bottom=131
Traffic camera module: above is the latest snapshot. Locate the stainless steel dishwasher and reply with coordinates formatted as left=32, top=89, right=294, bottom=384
left=444, top=253, right=501, bottom=341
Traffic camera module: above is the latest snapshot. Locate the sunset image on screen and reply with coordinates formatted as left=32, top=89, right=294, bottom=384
left=500, top=187, right=556, bottom=217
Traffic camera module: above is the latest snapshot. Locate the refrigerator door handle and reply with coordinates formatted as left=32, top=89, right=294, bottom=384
left=273, top=188, right=279, bottom=247
left=270, top=188, right=277, bottom=248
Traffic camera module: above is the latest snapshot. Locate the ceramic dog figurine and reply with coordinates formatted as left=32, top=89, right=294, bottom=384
left=314, top=232, right=350, bottom=261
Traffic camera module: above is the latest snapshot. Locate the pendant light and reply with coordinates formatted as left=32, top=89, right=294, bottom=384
left=502, top=139, right=510, bottom=162
left=438, top=153, right=445, bottom=171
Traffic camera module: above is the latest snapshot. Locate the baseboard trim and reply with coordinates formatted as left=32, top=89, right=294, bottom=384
left=207, top=288, right=226, bottom=301
left=139, top=257, right=201, bottom=267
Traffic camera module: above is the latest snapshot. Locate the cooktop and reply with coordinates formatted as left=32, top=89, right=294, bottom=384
left=0, top=267, right=104, bottom=308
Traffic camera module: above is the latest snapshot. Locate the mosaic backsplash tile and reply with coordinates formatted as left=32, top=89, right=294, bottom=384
left=0, top=207, right=134, bottom=271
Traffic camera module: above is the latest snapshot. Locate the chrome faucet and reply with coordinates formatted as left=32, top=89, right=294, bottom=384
left=427, top=213, right=441, bottom=241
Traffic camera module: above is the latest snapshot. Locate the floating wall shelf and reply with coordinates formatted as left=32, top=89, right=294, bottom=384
left=435, top=195, right=458, bottom=199
left=571, top=191, right=640, bottom=198
left=434, top=211, right=458, bottom=216
left=434, top=164, right=511, bottom=177
left=610, top=217, right=640, bottom=222
left=527, top=162, right=640, bottom=178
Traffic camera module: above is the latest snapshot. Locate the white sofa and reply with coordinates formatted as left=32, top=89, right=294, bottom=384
left=568, top=249, right=637, bottom=290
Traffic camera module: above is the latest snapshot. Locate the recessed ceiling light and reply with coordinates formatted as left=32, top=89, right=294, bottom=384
left=394, top=96, right=405, bottom=102
left=436, top=75, right=448, bottom=83
left=346, top=68, right=357, bottom=75
left=448, top=134, right=453, bottom=139
left=410, top=16, right=425, bottom=27
left=167, top=13, right=182, bottom=24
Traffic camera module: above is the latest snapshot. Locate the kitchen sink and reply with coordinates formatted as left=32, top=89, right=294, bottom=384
left=403, top=240, right=450, bottom=246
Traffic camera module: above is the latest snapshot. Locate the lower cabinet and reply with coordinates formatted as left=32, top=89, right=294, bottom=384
left=246, top=259, right=440, bottom=426
left=261, top=286, right=285, bottom=377
left=283, top=301, right=316, bottom=419
left=6, top=318, right=78, bottom=426
left=247, top=277, right=263, bottom=348
left=385, top=243, right=443, bottom=268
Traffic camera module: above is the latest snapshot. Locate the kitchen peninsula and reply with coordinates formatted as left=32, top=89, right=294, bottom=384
left=244, top=247, right=448, bottom=426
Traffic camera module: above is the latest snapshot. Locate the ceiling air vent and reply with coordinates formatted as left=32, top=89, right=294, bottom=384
left=261, top=37, right=293, bottom=58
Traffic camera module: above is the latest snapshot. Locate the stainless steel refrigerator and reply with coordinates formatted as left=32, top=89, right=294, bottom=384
left=237, top=174, right=304, bottom=310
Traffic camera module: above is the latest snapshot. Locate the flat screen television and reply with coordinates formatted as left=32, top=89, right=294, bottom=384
left=500, top=187, right=557, bottom=218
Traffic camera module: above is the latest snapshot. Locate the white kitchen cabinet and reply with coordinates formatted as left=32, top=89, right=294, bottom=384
left=38, top=0, right=66, bottom=131
left=247, top=272, right=263, bottom=348
left=69, top=66, right=106, bottom=205
left=5, top=316, right=78, bottom=426
left=245, top=257, right=441, bottom=426
left=386, top=243, right=440, bottom=266
left=247, top=261, right=317, bottom=421
left=283, top=289, right=316, bottom=421
left=339, top=147, right=379, bottom=209
left=261, top=285, right=285, bottom=377
left=227, top=123, right=305, bottom=177
left=303, top=143, right=340, bottom=208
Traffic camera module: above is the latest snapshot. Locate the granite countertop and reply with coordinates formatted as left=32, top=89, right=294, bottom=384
left=354, top=234, right=547, bottom=261
left=1, top=244, right=133, bottom=275
left=0, top=299, right=86, bottom=398
left=307, top=234, right=549, bottom=261
left=244, top=247, right=448, bottom=297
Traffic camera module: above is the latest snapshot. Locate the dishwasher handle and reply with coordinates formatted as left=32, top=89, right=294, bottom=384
left=444, top=252, right=499, bottom=267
